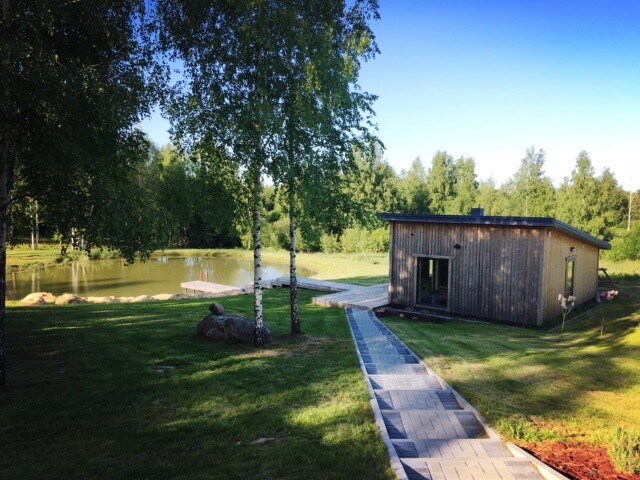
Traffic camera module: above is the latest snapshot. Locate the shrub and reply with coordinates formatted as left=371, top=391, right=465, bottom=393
left=610, top=428, right=640, bottom=474
left=262, top=217, right=289, bottom=250
left=340, top=228, right=364, bottom=253
left=321, top=233, right=341, bottom=253
left=368, top=227, right=390, bottom=253
left=340, top=227, right=390, bottom=253
left=605, top=225, right=640, bottom=261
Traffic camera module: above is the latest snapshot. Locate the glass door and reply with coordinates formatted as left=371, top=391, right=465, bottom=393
left=416, top=257, right=449, bottom=309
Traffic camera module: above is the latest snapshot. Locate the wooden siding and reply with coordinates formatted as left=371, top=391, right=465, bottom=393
left=541, top=229, right=599, bottom=320
left=390, top=222, right=545, bottom=325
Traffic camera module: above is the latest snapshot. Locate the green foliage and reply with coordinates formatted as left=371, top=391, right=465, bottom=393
left=262, top=217, right=290, bottom=251
left=605, top=225, right=640, bottom=261
left=399, top=157, right=430, bottom=213
left=426, top=151, right=455, bottom=214
left=610, top=428, right=640, bottom=474
left=448, top=157, right=479, bottom=215
left=340, top=227, right=389, bottom=253
left=344, top=148, right=404, bottom=229
left=506, top=147, right=555, bottom=217
left=321, top=233, right=342, bottom=253
left=556, top=151, right=626, bottom=239
left=498, top=415, right=563, bottom=442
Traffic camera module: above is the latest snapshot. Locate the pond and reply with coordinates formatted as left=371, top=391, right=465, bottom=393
left=6, top=256, right=313, bottom=300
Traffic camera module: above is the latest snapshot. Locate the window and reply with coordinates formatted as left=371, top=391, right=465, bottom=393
left=565, top=256, right=576, bottom=297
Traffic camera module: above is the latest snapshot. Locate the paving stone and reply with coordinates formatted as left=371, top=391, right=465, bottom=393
left=346, top=309, right=545, bottom=480
left=435, top=390, right=462, bottom=410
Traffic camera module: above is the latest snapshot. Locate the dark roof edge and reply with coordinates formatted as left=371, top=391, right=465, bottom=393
left=380, top=213, right=611, bottom=250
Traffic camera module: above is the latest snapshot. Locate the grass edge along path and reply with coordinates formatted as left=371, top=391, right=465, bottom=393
left=0, top=289, right=396, bottom=480
left=380, top=282, right=640, bottom=479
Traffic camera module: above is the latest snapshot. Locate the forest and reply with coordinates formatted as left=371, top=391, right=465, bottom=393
left=12, top=144, right=639, bottom=260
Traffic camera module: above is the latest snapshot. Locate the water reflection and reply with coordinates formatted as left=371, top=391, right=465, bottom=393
left=7, top=257, right=311, bottom=300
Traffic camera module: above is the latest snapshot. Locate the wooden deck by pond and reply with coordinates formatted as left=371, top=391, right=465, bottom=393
left=268, top=276, right=389, bottom=310
left=312, top=284, right=389, bottom=310
left=180, top=280, right=245, bottom=296
left=181, top=276, right=389, bottom=310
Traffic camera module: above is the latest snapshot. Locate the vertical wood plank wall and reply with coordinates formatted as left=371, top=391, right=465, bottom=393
left=541, top=230, right=599, bottom=320
left=389, top=222, right=545, bottom=325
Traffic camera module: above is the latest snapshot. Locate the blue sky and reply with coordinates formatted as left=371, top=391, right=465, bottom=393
left=138, top=0, right=640, bottom=190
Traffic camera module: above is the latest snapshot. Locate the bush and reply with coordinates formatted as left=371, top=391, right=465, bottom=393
left=368, top=228, right=390, bottom=253
left=321, top=233, right=341, bottom=253
left=262, top=217, right=289, bottom=250
left=605, top=225, right=640, bottom=261
left=340, top=228, right=364, bottom=253
left=610, top=428, right=640, bottom=474
left=340, top=227, right=390, bottom=253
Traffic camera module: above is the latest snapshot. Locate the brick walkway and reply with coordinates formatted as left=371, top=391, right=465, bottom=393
left=347, top=309, right=545, bottom=480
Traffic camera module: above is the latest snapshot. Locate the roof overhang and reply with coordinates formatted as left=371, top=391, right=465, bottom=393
left=380, top=213, right=611, bottom=250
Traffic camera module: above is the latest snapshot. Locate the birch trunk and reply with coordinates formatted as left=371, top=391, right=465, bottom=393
left=252, top=164, right=267, bottom=346
left=289, top=182, right=301, bottom=334
left=0, top=170, right=7, bottom=390
left=0, top=146, right=13, bottom=390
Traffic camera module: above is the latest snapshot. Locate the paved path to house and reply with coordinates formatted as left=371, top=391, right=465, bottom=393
left=347, top=308, right=546, bottom=480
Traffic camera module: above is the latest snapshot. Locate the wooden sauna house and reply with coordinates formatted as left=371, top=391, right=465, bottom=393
left=381, top=209, right=611, bottom=325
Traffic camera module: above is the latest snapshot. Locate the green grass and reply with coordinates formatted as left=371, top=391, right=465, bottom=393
left=0, top=289, right=395, bottom=480
left=381, top=280, right=640, bottom=449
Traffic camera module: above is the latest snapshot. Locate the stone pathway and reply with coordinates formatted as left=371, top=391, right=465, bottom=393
left=347, top=309, right=547, bottom=480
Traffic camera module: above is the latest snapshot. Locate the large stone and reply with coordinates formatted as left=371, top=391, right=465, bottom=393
left=209, top=302, right=225, bottom=315
left=54, top=293, right=86, bottom=305
left=21, top=292, right=56, bottom=306
left=196, top=314, right=272, bottom=345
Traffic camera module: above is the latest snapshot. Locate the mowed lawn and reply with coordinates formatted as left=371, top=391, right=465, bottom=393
left=0, top=289, right=395, bottom=480
left=382, top=279, right=640, bottom=450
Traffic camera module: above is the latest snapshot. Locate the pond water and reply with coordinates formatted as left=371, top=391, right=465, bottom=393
left=6, top=256, right=312, bottom=300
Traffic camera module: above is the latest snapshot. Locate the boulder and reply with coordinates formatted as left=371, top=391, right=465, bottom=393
left=132, top=295, right=155, bottom=303
left=209, top=302, right=225, bottom=315
left=85, top=296, right=119, bottom=304
left=21, top=292, right=56, bottom=306
left=196, top=314, right=272, bottom=345
left=54, top=293, right=86, bottom=305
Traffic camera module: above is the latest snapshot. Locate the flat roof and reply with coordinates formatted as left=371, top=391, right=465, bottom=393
left=380, top=213, right=611, bottom=250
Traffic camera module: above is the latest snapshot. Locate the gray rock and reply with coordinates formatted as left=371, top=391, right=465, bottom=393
left=209, top=302, right=225, bottom=315
left=196, top=314, right=271, bottom=345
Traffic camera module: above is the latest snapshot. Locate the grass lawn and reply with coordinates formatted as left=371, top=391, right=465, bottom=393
left=380, top=272, right=640, bottom=453
left=0, top=289, right=395, bottom=480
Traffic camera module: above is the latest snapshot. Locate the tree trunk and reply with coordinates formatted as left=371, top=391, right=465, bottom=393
left=251, top=163, right=267, bottom=346
left=289, top=180, right=301, bottom=334
left=0, top=181, right=7, bottom=390
left=0, top=147, right=13, bottom=390
left=34, top=200, right=39, bottom=249
left=628, top=191, right=633, bottom=231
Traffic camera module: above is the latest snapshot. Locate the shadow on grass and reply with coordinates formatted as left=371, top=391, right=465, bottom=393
left=0, top=290, right=394, bottom=480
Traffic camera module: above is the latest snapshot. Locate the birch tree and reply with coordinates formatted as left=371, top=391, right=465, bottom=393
left=271, top=0, right=380, bottom=334
left=157, top=1, right=287, bottom=345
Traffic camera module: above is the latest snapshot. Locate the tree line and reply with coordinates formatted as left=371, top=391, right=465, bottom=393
left=11, top=144, right=639, bottom=259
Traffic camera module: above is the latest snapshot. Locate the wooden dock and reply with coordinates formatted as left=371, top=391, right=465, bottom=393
left=269, top=276, right=362, bottom=293
left=312, top=284, right=389, bottom=310
left=180, top=281, right=245, bottom=297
